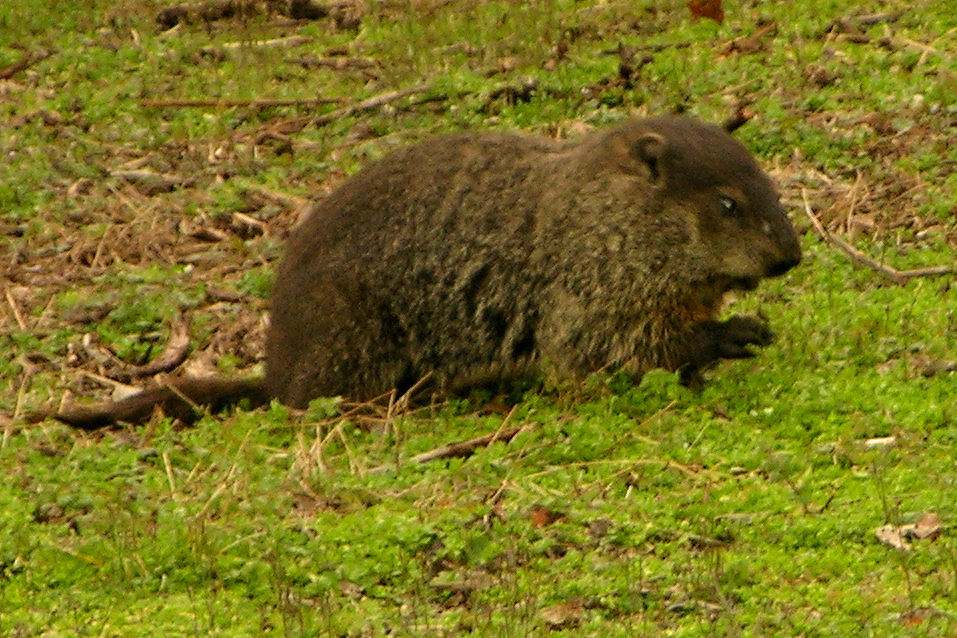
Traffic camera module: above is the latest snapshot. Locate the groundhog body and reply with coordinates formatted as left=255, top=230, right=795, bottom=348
left=54, top=115, right=801, bottom=427
left=267, top=115, right=801, bottom=407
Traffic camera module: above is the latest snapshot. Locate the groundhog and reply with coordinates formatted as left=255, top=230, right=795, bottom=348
left=52, top=115, right=801, bottom=429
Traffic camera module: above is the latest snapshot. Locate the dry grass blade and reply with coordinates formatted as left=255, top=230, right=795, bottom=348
left=4, top=286, right=27, bottom=331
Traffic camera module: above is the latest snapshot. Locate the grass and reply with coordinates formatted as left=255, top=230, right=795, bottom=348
left=2, top=0, right=957, bottom=635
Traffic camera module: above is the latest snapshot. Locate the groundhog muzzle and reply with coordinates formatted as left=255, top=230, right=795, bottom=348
left=52, top=115, right=801, bottom=428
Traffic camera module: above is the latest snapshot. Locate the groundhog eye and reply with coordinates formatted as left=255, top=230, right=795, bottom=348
left=718, top=196, right=738, bottom=216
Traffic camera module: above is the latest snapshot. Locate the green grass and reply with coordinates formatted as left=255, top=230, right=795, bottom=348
left=2, top=0, right=956, bottom=636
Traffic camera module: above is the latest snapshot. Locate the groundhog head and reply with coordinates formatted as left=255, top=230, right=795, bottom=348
left=614, top=116, right=802, bottom=302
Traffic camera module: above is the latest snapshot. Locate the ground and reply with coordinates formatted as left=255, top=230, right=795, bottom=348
left=1, top=1, right=956, bottom=636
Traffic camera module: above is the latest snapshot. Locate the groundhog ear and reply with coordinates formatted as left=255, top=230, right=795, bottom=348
left=633, top=133, right=667, bottom=183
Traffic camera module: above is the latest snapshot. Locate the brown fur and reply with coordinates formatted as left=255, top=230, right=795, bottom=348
left=52, top=115, right=800, bottom=428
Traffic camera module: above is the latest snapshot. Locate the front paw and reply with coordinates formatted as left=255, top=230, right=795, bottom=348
left=678, top=315, right=775, bottom=386
left=716, top=315, right=774, bottom=359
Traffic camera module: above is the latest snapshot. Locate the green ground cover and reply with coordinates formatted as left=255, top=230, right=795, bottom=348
left=1, top=1, right=955, bottom=635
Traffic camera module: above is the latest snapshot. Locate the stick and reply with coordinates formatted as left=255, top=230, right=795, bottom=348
left=366, top=407, right=531, bottom=474
left=0, top=50, right=52, bottom=80
left=801, top=188, right=956, bottom=285
left=412, top=425, right=527, bottom=464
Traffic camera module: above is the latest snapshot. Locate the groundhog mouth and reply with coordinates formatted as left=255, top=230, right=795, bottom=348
left=694, top=276, right=761, bottom=320
left=728, top=277, right=760, bottom=292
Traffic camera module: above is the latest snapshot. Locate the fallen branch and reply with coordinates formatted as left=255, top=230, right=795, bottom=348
left=288, top=0, right=330, bottom=19
left=4, top=286, right=27, bottom=331
left=801, top=188, right=956, bottom=285
left=0, top=224, right=26, bottom=237
left=722, top=21, right=777, bottom=56
left=316, top=84, right=433, bottom=125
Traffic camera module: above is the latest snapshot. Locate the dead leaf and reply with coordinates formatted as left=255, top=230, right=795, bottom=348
left=904, top=512, right=942, bottom=540
left=687, top=0, right=723, bottom=25
left=539, top=601, right=583, bottom=629
left=530, top=506, right=565, bottom=528
left=876, top=512, right=943, bottom=550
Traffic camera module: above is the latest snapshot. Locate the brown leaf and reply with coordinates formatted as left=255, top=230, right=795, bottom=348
left=687, top=0, right=724, bottom=25
left=876, top=513, right=943, bottom=550
left=539, top=601, right=583, bottom=629
left=904, top=512, right=942, bottom=540
left=530, top=506, right=565, bottom=528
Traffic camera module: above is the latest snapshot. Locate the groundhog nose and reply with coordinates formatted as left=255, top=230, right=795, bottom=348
left=767, top=250, right=801, bottom=277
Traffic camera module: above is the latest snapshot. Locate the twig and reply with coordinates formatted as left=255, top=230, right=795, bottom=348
left=11, top=355, right=41, bottom=429
left=390, top=371, right=434, bottom=413
left=0, top=50, right=53, bottom=80
left=801, top=188, right=956, bottom=285
left=413, top=424, right=527, bottom=463
left=4, top=286, right=26, bottom=331
left=366, top=407, right=530, bottom=474
left=857, top=12, right=905, bottom=26
left=73, top=316, right=191, bottom=384
left=142, top=96, right=340, bottom=108
left=162, top=450, right=180, bottom=502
